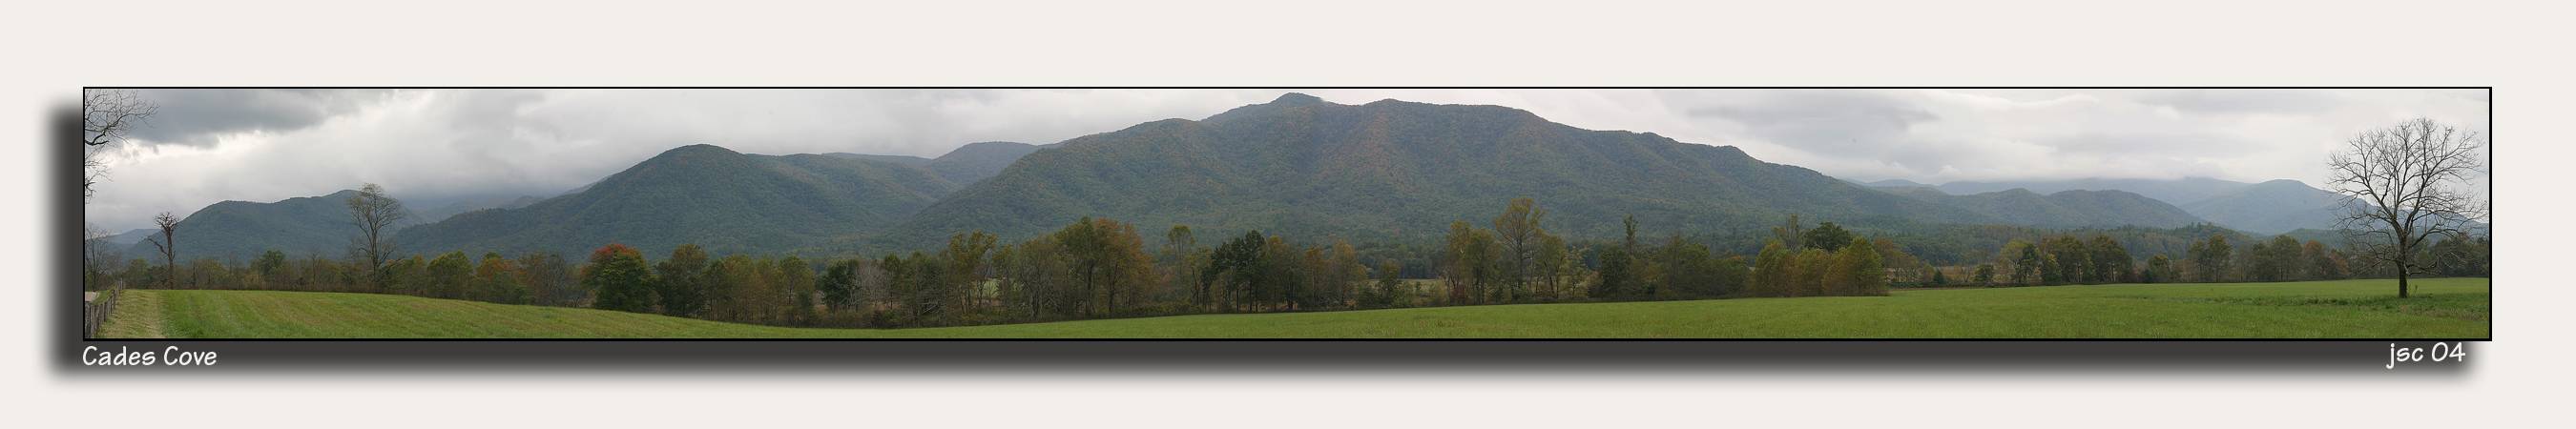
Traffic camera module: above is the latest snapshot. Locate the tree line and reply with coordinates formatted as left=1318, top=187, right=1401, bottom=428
left=1946, top=230, right=2488, bottom=287
left=86, top=192, right=2489, bottom=329
left=92, top=194, right=1911, bottom=328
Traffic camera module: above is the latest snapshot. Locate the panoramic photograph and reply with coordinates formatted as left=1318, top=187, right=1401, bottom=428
left=73, top=88, right=2490, bottom=339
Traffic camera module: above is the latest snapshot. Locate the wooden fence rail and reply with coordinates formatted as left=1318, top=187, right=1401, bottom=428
left=83, top=281, right=124, bottom=338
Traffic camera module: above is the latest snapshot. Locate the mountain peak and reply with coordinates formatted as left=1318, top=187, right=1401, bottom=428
left=1863, top=178, right=1931, bottom=188
left=943, top=141, right=1036, bottom=156
left=1269, top=92, right=1326, bottom=106
left=2253, top=178, right=2313, bottom=188
left=662, top=143, right=740, bottom=157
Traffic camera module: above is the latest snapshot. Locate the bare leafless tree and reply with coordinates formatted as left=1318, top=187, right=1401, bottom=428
left=84, top=223, right=113, bottom=291
left=83, top=90, right=156, bottom=202
left=2326, top=117, right=2487, bottom=298
left=347, top=183, right=407, bottom=283
left=143, top=213, right=180, bottom=289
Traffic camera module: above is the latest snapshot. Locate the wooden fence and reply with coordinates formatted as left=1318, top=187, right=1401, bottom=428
left=83, top=282, right=124, bottom=337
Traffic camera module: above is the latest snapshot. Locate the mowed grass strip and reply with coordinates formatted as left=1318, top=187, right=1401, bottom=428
left=107, top=278, right=2489, bottom=339
left=93, top=290, right=168, bottom=338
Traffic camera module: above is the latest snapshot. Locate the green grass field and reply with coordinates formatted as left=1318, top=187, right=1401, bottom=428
left=95, top=278, right=2489, bottom=338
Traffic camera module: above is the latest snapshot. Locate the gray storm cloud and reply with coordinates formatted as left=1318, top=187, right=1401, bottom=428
left=2133, top=89, right=2342, bottom=115
left=81, top=88, right=2488, bottom=232
left=124, top=89, right=392, bottom=144
left=1683, top=90, right=1939, bottom=155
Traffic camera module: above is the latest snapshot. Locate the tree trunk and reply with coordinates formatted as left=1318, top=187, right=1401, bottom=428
left=163, top=232, right=176, bottom=289
left=2397, top=268, right=2411, bottom=298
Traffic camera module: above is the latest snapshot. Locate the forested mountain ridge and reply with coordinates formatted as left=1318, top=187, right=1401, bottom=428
left=824, top=140, right=1045, bottom=186
left=94, top=228, right=156, bottom=247
left=1932, top=176, right=2254, bottom=205
left=409, top=194, right=544, bottom=224
left=893, top=93, right=2022, bottom=249
left=122, top=190, right=380, bottom=262
left=924, top=141, right=1046, bottom=185
left=2177, top=179, right=2353, bottom=235
left=1880, top=176, right=2354, bottom=234
left=397, top=144, right=963, bottom=258
left=109, top=190, right=546, bottom=263
left=1877, top=187, right=2207, bottom=229
left=121, top=140, right=1049, bottom=264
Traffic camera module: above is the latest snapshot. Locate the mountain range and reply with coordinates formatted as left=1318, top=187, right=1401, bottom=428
left=119, top=190, right=383, bottom=262
left=822, top=140, right=1048, bottom=185
left=395, top=145, right=964, bottom=258
left=891, top=93, right=2204, bottom=248
left=1865, top=176, right=2356, bottom=234
left=118, top=92, right=2367, bottom=263
left=1873, top=187, right=2205, bottom=229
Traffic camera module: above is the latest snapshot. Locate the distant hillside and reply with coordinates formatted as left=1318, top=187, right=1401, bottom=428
left=824, top=141, right=1044, bottom=186
left=895, top=93, right=2038, bottom=248
left=398, top=144, right=963, bottom=258
left=95, top=228, right=156, bottom=247
left=1922, top=176, right=2358, bottom=235
left=2177, top=179, right=2353, bottom=235
left=123, top=190, right=383, bottom=262
left=408, top=194, right=544, bottom=224
left=1884, top=188, right=2208, bottom=229
left=821, top=153, right=931, bottom=166
left=1859, top=178, right=1933, bottom=189
left=1937, top=177, right=2253, bottom=205
left=924, top=141, right=1043, bottom=185
left=105, top=190, right=546, bottom=263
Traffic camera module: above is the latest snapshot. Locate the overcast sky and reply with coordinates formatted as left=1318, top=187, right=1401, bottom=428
left=83, top=88, right=2490, bottom=232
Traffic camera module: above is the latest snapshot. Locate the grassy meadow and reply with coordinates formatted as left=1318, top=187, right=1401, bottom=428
left=95, top=277, right=2488, bottom=339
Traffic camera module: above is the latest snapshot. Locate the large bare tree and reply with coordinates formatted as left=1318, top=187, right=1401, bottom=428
left=84, top=224, right=114, bottom=291
left=2326, top=117, right=2487, bottom=298
left=142, top=213, right=179, bottom=289
left=347, top=183, right=407, bottom=280
left=83, top=90, right=156, bottom=202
